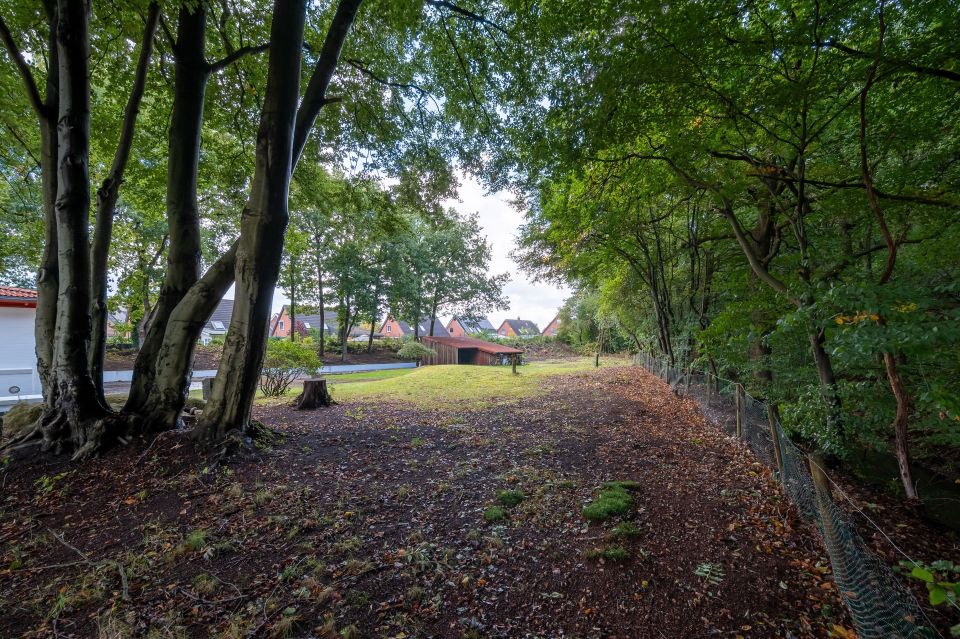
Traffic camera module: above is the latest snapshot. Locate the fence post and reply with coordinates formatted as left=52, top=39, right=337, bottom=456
left=201, top=377, right=214, bottom=401
left=766, top=403, right=784, bottom=474
left=808, top=453, right=832, bottom=499
left=735, top=383, right=744, bottom=438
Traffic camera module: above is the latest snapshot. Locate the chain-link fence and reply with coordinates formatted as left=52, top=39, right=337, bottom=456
left=633, top=352, right=941, bottom=639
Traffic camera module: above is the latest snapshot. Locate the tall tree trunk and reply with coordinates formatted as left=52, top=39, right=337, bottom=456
left=89, top=1, right=159, bottom=402
left=194, top=0, right=307, bottom=441
left=126, top=3, right=208, bottom=413
left=40, top=0, right=114, bottom=457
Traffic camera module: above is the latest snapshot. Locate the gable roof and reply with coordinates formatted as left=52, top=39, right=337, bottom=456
left=204, top=298, right=234, bottom=333
left=500, top=318, right=540, bottom=336
left=450, top=316, right=495, bottom=333
left=416, top=318, right=446, bottom=336
left=421, top=335, right=524, bottom=355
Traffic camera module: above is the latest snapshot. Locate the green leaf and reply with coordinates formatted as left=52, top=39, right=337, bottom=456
left=912, top=566, right=935, bottom=582
left=929, top=585, right=947, bottom=606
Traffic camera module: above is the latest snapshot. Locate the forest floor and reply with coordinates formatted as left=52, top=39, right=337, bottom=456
left=1, top=363, right=954, bottom=638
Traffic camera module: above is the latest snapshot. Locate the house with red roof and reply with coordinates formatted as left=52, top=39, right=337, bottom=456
left=0, top=286, right=42, bottom=406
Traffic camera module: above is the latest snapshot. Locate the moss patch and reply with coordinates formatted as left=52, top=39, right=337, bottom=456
left=496, top=490, right=526, bottom=508
left=583, top=483, right=635, bottom=522
left=1, top=403, right=43, bottom=440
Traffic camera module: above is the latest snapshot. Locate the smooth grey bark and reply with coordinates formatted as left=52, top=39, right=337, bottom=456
left=40, top=0, right=114, bottom=457
left=89, top=1, right=160, bottom=401
left=194, top=0, right=308, bottom=440
left=134, top=243, right=237, bottom=433
left=126, top=3, right=208, bottom=412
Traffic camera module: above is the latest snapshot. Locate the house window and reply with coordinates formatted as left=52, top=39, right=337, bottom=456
left=386, top=325, right=392, bottom=333
left=303, top=322, right=311, bottom=329
left=500, top=329, right=506, bottom=335
left=211, top=321, right=225, bottom=331
left=279, top=321, right=284, bottom=331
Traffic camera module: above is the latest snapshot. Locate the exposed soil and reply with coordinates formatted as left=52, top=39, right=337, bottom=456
left=103, top=345, right=223, bottom=371
left=3, top=366, right=951, bottom=638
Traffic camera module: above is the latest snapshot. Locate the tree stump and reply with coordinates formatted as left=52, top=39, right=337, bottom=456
left=294, top=378, right=334, bottom=410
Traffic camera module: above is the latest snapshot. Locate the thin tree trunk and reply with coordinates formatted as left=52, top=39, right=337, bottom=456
left=127, top=3, right=208, bottom=413
left=289, top=263, right=297, bottom=342
left=857, top=19, right=916, bottom=499
left=317, top=261, right=325, bottom=356
left=89, top=1, right=160, bottom=402
left=194, top=0, right=307, bottom=441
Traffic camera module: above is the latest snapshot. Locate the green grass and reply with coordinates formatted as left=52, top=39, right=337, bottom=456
left=330, top=358, right=624, bottom=408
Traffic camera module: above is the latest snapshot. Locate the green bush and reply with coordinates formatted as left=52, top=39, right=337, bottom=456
left=259, top=340, right=320, bottom=397
left=396, top=342, right=436, bottom=363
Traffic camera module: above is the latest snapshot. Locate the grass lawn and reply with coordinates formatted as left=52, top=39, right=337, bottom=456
left=327, top=357, right=626, bottom=408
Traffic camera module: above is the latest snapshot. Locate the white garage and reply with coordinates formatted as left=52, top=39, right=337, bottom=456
left=0, top=286, right=41, bottom=411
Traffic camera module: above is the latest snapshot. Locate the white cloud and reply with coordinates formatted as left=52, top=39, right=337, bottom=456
left=442, top=175, right=569, bottom=330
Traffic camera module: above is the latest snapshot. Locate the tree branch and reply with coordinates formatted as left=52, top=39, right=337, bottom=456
left=292, top=0, right=363, bottom=165
left=208, top=42, right=270, bottom=73
left=0, top=14, right=47, bottom=119
left=424, top=0, right=508, bottom=37
left=823, top=39, right=960, bottom=83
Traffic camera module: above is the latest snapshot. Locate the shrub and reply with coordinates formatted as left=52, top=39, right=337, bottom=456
left=396, top=342, right=436, bottom=363
left=586, top=545, right=630, bottom=562
left=259, top=340, right=320, bottom=397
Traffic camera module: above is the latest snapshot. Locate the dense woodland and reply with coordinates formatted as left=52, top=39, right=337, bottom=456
left=0, top=0, right=958, bottom=506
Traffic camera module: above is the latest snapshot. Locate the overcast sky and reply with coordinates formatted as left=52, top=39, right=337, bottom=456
left=267, top=175, right=569, bottom=331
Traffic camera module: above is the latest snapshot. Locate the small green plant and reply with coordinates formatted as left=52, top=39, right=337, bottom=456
left=192, top=572, right=218, bottom=595
left=184, top=529, right=208, bottom=552
left=902, top=561, right=960, bottom=610
left=694, top=562, right=725, bottom=585
left=411, top=436, right=425, bottom=448
left=496, top=489, right=526, bottom=507
left=483, top=506, right=506, bottom=522
left=586, top=545, right=630, bottom=562
left=34, top=473, right=65, bottom=498
left=583, top=483, right=634, bottom=521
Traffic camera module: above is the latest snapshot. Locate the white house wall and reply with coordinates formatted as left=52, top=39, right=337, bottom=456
left=0, top=306, right=41, bottom=396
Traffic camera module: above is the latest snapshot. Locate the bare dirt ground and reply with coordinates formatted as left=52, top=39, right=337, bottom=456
left=0, top=367, right=885, bottom=638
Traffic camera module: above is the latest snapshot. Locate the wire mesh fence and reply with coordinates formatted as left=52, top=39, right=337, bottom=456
left=633, top=352, right=940, bottom=639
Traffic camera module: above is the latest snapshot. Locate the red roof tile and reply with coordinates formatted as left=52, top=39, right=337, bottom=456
left=0, top=286, right=38, bottom=300
left=421, top=335, right=524, bottom=355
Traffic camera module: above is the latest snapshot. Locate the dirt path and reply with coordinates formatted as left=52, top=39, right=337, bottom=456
left=0, top=366, right=850, bottom=638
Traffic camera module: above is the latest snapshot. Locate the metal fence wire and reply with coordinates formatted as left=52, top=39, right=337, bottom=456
left=633, top=352, right=940, bottom=639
